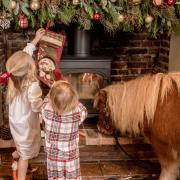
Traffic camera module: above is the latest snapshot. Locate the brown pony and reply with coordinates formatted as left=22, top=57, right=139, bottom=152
left=94, top=72, right=180, bottom=180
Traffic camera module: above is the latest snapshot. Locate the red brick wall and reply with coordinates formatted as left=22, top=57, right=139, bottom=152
left=0, top=32, right=6, bottom=71
left=158, top=35, right=170, bottom=72
left=0, top=30, right=170, bottom=83
left=91, top=31, right=170, bottom=83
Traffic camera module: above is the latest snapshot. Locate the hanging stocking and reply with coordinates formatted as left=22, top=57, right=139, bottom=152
left=36, top=21, right=66, bottom=87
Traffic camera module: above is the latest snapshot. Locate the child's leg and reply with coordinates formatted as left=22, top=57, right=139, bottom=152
left=65, top=157, right=81, bottom=180
left=47, top=156, right=65, bottom=180
left=17, top=158, right=28, bottom=180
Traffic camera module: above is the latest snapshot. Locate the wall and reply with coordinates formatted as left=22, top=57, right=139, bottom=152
left=0, top=31, right=7, bottom=126
left=169, top=34, right=180, bottom=72
left=91, top=30, right=170, bottom=83
left=0, top=29, right=170, bottom=83
left=158, top=35, right=170, bottom=72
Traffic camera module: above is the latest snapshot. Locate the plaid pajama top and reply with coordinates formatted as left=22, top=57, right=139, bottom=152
left=42, top=100, right=87, bottom=161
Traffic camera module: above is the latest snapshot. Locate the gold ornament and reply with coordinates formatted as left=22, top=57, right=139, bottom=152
left=30, top=0, right=40, bottom=11
left=10, top=0, right=17, bottom=9
left=72, top=0, right=79, bottom=5
left=118, top=14, right=124, bottom=23
left=132, top=0, right=142, bottom=5
left=145, top=15, right=154, bottom=24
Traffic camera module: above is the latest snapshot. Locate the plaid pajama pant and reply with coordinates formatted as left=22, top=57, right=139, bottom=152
left=47, top=155, right=81, bottom=180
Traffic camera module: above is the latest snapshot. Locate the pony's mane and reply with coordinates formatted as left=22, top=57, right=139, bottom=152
left=96, top=72, right=180, bottom=135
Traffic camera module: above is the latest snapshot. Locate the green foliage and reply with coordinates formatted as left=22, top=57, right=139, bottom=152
left=38, top=7, right=50, bottom=27
left=77, top=9, right=92, bottom=30
left=0, top=0, right=179, bottom=37
left=57, top=4, right=77, bottom=25
left=2, top=0, right=11, bottom=10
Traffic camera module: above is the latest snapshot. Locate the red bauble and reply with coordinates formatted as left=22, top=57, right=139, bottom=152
left=167, top=0, right=175, bottom=5
left=18, top=15, right=28, bottom=29
left=93, top=12, right=100, bottom=21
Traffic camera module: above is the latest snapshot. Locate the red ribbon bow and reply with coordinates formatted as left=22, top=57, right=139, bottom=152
left=0, top=72, right=11, bottom=85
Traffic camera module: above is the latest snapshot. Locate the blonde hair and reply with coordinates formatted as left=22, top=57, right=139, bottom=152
left=6, top=51, right=37, bottom=104
left=49, top=80, right=79, bottom=114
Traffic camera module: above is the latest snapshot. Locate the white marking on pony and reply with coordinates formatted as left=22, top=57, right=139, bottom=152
left=159, top=162, right=179, bottom=180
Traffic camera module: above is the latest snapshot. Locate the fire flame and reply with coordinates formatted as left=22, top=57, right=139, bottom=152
left=82, top=73, right=93, bottom=82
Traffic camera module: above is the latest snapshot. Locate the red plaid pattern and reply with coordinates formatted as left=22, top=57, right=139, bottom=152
left=42, top=100, right=87, bottom=180
left=47, top=156, right=81, bottom=180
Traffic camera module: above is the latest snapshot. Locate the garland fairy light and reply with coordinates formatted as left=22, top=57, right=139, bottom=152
left=0, top=0, right=180, bottom=37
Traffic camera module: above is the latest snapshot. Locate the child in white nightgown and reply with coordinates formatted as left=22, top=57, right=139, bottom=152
left=6, top=28, right=45, bottom=180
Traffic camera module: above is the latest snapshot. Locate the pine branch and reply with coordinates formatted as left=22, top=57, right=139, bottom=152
left=77, top=9, right=92, bottom=30
left=57, top=4, right=76, bottom=25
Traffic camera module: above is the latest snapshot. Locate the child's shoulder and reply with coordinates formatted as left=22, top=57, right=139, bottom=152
left=27, top=81, right=42, bottom=96
left=28, top=81, right=40, bottom=88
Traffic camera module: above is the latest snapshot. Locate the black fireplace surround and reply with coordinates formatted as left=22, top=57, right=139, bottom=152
left=60, top=56, right=111, bottom=116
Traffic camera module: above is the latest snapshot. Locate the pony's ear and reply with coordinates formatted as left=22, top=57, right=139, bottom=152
left=93, top=89, right=107, bottom=110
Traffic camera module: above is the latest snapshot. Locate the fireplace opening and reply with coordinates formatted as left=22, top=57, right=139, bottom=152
left=65, top=72, right=104, bottom=99
left=60, top=56, right=111, bottom=117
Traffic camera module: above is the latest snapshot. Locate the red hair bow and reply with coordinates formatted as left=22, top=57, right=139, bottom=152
left=0, top=72, right=11, bottom=85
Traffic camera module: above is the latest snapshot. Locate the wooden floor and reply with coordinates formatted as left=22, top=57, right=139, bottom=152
left=0, top=122, right=161, bottom=180
left=0, top=146, right=160, bottom=180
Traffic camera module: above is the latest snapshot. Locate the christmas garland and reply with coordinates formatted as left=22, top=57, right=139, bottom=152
left=0, top=0, right=180, bottom=37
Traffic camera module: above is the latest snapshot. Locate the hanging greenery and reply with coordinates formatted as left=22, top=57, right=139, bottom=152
left=0, top=0, right=179, bottom=37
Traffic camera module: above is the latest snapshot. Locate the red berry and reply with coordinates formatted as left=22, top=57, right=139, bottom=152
left=93, top=13, right=100, bottom=21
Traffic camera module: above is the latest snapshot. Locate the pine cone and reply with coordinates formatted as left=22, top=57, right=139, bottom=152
left=41, top=0, right=46, bottom=8
left=50, top=0, right=60, bottom=6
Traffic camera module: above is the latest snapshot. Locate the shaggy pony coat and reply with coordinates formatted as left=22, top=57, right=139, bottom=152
left=94, top=72, right=180, bottom=180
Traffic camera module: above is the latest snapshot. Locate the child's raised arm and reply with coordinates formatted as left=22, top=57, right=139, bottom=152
left=31, top=28, right=45, bottom=46
left=23, top=28, right=45, bottom=56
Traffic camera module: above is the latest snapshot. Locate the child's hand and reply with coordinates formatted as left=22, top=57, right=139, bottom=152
left=35, top=28, right=45, bottom=41
left=31, top=28, right=45, bottom=46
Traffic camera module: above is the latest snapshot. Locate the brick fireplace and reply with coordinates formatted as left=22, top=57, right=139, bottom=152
left=0, top=27, right=170, bottom=125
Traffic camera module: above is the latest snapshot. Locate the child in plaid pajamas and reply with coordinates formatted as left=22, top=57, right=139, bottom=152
left=41, top=80, right=88, bottom=180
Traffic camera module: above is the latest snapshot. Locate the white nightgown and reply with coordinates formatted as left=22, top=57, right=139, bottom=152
left=8, top=43, right=43, bottom=160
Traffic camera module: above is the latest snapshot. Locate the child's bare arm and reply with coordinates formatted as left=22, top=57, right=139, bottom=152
left=31, top=28, right=45, bottom=46
left=23, top=28, right=45, bottom=56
